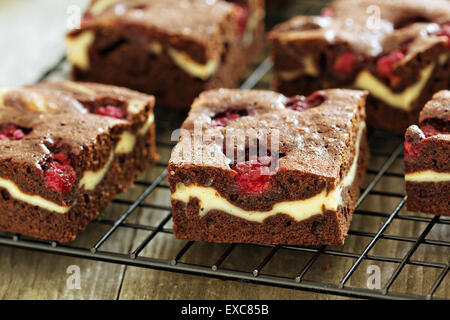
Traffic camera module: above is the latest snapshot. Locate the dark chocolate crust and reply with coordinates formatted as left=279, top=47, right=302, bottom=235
left=268, top=0, right=450, bottom=133
left=0, top=81, right=157, bottom=241
left=406, top=181, right=449, bottom=216
left=68, top=0, right=265, bottom=109
left=172, top=128, right=369, bottom=245
left=169, top=88, right=369, bottom=245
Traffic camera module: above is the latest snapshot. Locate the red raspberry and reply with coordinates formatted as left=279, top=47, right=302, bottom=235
left=53, top=152, right=71, bottom=165
left=400, top=38, right=414, bottom=54
left=0, top=124, right=30, bottom=140
left=286, top=92, right=326, bottom=111
left=436, top=24, right=450, bottom=50
left=13, top=129, right=25, bottom=140
left=95, top=106, right=125, bottom=119
left=376, top=50, right=404, bottom=78
left=232, top=156, right=276, bottom=194
left=211, top=109, right=248, bottom=128
left=0, top=123, right=16, bottom=137
left=404, top=140, right=423, bottom=157
left=234, top=3, right=249, bottom=37
left=420, top=124, right=449, bottom=137
left=44, top=161, right=76, bottom=193
left=81, top=13, right=93, bottom=25
left=320, top=7, right=334, bottom=17
left=333, top=52, right=356, bottom=73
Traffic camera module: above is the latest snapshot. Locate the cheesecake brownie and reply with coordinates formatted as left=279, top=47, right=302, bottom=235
left=66, top=0, right=265, bottom=109
left=0, top=81, right=157, bottom=242
left=404, top=90, right=449, bottom=216
left=168, top=88, right=369, bottom=245
left=268, top=0, right=450, bottom=133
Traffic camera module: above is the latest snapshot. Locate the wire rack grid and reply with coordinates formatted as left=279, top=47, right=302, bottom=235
left=0, top=0, right=448, bottom=300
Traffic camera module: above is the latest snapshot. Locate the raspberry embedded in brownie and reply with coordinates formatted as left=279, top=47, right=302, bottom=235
left=404, top=136, right=424, bottom=158
left=332, top=52, right=357, bottom=73
left=44, top=161, right=76, bottom=194
left=231, top=155, right=276, bottom=195
left=95, top=105, right=126, bottom=119
left=211, top=108, right=249, bottom=128
left=0, top=123, right=31, bottom=141
left=420, top=123, right=450, bottom=137
left=233, top=3, right=249, bottom=37
left=376, top=51, right=404, bottom=79
left=404, top=119, right=450, bottom=157
left=436, top=24, right=450, bottom=49
left=320, top=7, right=334, bottom=17
left=285, top=92, right=326, bottom=111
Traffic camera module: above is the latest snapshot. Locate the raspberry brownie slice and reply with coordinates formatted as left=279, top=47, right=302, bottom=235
left=268, top=0, right=450, bottom=133
left=404, top=90, right=449, bottom=216
left=0, top=81, right=157, bottom=241
left=65, top=0, right=265, bottom=109
left=168, top=88, right=369, bottom=245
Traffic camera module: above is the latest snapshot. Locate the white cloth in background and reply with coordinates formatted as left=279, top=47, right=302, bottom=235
left=0, top=0, right=89, bottom=86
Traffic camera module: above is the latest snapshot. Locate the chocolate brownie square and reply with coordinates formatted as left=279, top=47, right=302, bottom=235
left=0, top=81, right=157, bottom=242
left=268, top=0, right=450, bottom=133
left=404, top=90, right=449, bottom=216
left=66, top=0, right=265, bottom=109
left=168, top=88, right=369, bottom=245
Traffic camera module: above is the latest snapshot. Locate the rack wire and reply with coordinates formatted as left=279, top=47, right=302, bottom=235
left=0, top=0, right=448, bottom=300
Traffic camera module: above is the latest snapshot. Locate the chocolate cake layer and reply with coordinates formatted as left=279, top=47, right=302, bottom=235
left=0, top=81, right=157, bottom=241
left=268, top=0, right=450, bottom=133
left=66, top=0, right=265, bottom=109
left=404, top=90, right=449, bottom=216
left=406, top=181, right=449, bottom=216
left=169, top=88, right=369, bottom=245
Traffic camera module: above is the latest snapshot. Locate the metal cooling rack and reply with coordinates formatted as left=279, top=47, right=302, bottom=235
left=0, top=0, right=448, bottom=300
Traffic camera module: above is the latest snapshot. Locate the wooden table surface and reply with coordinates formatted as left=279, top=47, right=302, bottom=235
left=0, top=0, right=448, bottom=300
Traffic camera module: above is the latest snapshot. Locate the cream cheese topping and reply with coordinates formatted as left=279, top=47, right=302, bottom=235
left=115, top=131, right=136, bottom=154
left=353, top=63, right=435, bottom=110
left=79, top=152, right=115, bottom=191
left=405, top=170, right=450, bottom=182
left=278, top=60, right=436, bottom=111
left=66, top=30, right=218, bottom=79
left=168, top=48, right=219, bottom=80
left=172, top=122, right=365, bottom=223
left=89, top=0, right=117, bottom=16
left=277, top=29, right=328, bottom=42
left=0, top=87, right=11, bottom=107
left=278, top=56, right=319, bottom=80
left=79, top=113, right=154, bottom=191
left=147, top=41, right=163, bottom=55
left=138, top=113, right=154, bottom=135
left=127, top=99, right=147, bottom=114
left=65, top=31, right=95, bottom=71
left=242, top=8, right=265, bottom=45
left=0, top=178, right=71, bottom=214
left=439, top=53, right=449, bottom=65
left=62, top=81, right=96, bottom=96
